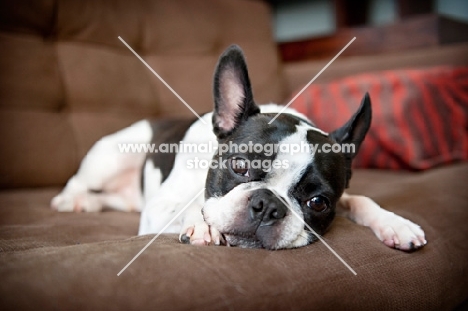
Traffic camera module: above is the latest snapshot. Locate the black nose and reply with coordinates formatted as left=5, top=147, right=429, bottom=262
left=249, top=189, right=287, bottom=226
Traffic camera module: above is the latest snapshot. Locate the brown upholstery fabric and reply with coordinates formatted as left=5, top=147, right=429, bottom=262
left=0, top=110, right=76, bottom=187
left=1, top=164, right=467, bottom=310
left=283, top=42, right=468, bottom=94
left=0, top=33, right=63, bottom=111
left=0, top=0, right=285, bottom=188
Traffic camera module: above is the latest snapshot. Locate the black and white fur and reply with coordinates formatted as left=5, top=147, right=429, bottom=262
left=51, top=45, right=426, bottom=251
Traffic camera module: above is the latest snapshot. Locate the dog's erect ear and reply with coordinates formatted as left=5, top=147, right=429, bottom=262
left=330, top=93, right=372, bottom=159
left=212, top=45, right=260, bottom=139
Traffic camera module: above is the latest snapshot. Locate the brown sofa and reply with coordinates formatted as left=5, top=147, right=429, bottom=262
left=1, top=0, right=467, bottom=310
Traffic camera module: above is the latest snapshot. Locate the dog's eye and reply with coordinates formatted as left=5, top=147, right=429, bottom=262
left=230, top=157, right=249, bottom=177
left=306, top=196, right=329, bottom=212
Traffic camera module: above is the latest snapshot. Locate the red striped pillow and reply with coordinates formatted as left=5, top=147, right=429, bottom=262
left=290, top=66, right=468, bottom=170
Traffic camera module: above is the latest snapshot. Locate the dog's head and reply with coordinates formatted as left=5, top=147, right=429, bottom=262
left=203, top=45, right=371, bottom=249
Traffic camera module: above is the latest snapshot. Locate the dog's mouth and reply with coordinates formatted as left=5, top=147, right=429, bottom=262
left=220, top=226, right=314, bottom=250
left=205, top=213, right=314, bottom=250
left=223, top=233, right=263, bottom=248
left=213, top=218, right=273, bottom=249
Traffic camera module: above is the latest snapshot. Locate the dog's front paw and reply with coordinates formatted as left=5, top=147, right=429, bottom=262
left=371, top=212, right=427, bottom=251
left=180, top=223, right=225, bottom=246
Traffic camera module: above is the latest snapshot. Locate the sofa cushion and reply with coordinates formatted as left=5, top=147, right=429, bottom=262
left=0, top=110, right=77, bottom=188
left=1, top=164, right=467, bottom=310
left=0, top=188, right=140, bottom=251
left=0, top=0, right=286, bottom=188
left=0, top=110, right=148, bottom=188
left=0, top=33, right=62, bottom=111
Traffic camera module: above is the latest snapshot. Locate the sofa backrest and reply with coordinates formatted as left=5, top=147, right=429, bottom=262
left=0, top=0, right=285, bottom=188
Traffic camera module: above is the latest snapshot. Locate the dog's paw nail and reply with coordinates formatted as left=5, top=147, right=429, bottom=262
left=180, top=234, right=190, bottom=244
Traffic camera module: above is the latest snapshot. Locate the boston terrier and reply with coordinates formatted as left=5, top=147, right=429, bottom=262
left=51, top=45, right=427, bottom=251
